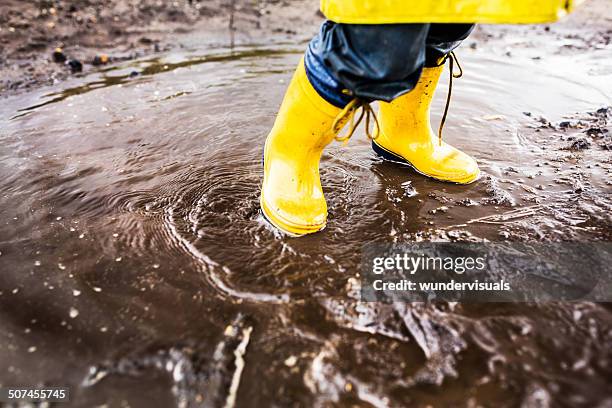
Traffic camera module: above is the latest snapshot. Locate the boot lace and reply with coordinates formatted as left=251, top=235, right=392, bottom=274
left=331, top=98, right=380, bottom=143
left=330, top=51, right=463, bottom=147
left=438, top=51, right=463, bottom=146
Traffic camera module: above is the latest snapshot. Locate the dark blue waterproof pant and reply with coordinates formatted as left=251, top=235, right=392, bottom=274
left=304, top=22, right=474, bottom=107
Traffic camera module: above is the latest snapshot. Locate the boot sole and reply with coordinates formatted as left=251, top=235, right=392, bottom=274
left=372, top=140, right=480, bottom=185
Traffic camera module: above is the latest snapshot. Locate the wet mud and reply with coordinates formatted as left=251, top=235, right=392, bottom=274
left=1, top=4, right=612, bottom=408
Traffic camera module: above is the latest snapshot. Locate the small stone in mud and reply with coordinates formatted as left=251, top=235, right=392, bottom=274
left=401, top=181, right=418, bottom=197
left=67, top=59, right=83, bottom=73
left=456, top=198, right=478, bottom=207
left=504, top=166, right=520, bottom=174
left=585, top=127, right=602, bottom=136
left=521, top=184, right=539, bottom=194
left=52, top=47, right=67, bottom=63
left=129, top=71, right=140, bottom=78
left=92, top=54, right=110, bottom=66
left=568, top=137, right=591, bottom=150
left=284, top=355, right=298, bottom=367
left=482, top=176, right=516, bottom=207
left=429, top=206, right=449, bottom=214
left=572, top=180, right=584, bottom=193
left=446, top=230, right=474, bottom=241
left=69, top=307, right=79, bottom=319
left=73, top=289, right=81, bottom=297
left=536, top=116, right=551, bottom=126
left=224, top=324, right=237, bottom=336
left=427, top=192, right=452, bottom=203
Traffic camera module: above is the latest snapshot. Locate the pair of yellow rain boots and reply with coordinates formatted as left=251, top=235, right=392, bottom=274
left=260, top=58, right=480, bottom=236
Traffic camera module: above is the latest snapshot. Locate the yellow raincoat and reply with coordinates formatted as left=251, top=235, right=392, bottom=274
left=320, top=0, right=583, bottom=24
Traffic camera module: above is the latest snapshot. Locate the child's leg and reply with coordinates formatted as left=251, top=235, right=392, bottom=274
left=303, top=22, right=475, bottom=105
left=304, top=22, right=430, bottom=105
left=425, top=24, right=475, bottom=66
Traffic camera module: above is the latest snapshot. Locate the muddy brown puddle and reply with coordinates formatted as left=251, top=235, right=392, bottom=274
left=1, top=40, right=611, bottom=407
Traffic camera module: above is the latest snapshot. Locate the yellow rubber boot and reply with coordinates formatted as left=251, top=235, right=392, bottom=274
left=260, top=59, right=341, bottom=236
left=373, top=65, right=480, bottom=184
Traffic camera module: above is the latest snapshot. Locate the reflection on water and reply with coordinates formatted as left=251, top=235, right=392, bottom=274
left=0, top=42, right=611, bottom=407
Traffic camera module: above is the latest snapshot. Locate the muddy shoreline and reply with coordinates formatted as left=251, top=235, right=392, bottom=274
left=2, top=0, right=611, bottom=97
left=0, top=0, right=319, bottom=95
